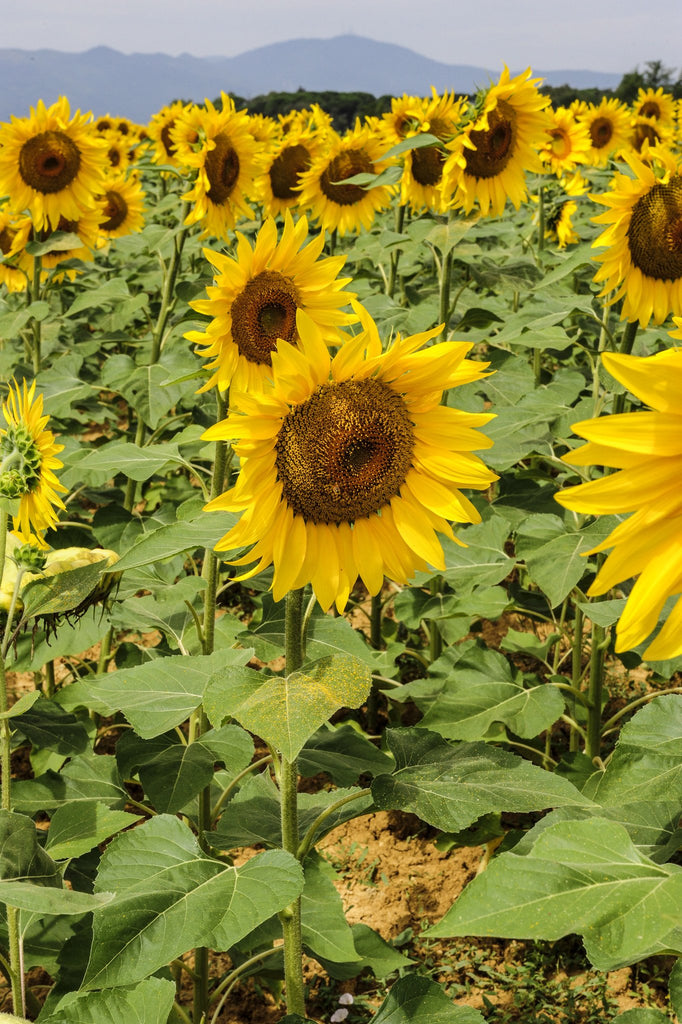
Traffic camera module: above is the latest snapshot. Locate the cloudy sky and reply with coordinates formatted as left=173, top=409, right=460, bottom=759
left=3, top=0, right=681, bottom=76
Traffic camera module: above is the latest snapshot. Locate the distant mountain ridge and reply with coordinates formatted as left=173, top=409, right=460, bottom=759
left=0, top=35, right=622, bottom=122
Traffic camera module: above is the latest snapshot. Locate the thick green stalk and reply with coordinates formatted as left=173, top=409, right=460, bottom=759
left=387, top=203, right=406, bottom=297
left=201, top=393, right=228, bottom=656
left=612, top=320, right=638, bottom=416
left=585, top=620, right=606, bottom=761
left=30, top=256, right=42, bottom=375
left=0, top=509, right=23, bottom=1014
left=280, top=588, right=305, bottom=1016
left=569, top=604, right=583, bottom=753
left=124, top=226, right=189, bottom=510
left=438, top=247, right=454, bottom=339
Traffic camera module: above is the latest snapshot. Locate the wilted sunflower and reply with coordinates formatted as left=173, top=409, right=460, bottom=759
left=441, top=67, right=550, bottom=217
left=172, top=95, right=262, bottom=237
left=297, top=122, right=395, bottom=235
left=579, top=98, right=631, bottom=167
left=256, top=126, right=324, bottom=218
left=186, top=212, right=356, bottom=392
left=0, top=380, right=67, bottom=544
left=0, top=97, right=107, bottom=231
left=203, top=306, right=497, bottom=612
left=592, top=148, right=682, bottom=326
left=96, top=174, right=145, bottom=240
left=556, top=348, right=682, bottom=660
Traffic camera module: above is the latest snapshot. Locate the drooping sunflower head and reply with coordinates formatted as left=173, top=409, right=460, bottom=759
left=442, top=67, right=550, bottom=216
left=296, top=122, right=396, bottom=235
left=202, top=305, right=497, bottom=612
left=0, top=380, right=67, bottom=545
left=96, top=173, right=146, bottom=240
left=186, top=212, right=356, bottom=392
left=0, top=97, right=108, bottom=231
left=592, top=149, right=682, bottom=326
left=0, top=209, right=31, bottom=293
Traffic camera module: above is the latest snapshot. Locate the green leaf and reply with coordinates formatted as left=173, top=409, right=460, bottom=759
left=210, top=771, right=372, bottom=850
left=230, top=654, right=372, bottom=760
left=12, top=753, right=127, bottom=815
left=77, top=441, right=188, bottom=482
left=321, top=922, right=415, bottom=980
left=36, top=977, right=176, bottom=1024
left=58, top=649, right=255, bottom=739
left=583, top=695, right=682, bottom=806
left=371, top=729, right=591, bottom=832
left=26, top=231, right=83, bottom=255
left=10, top=697, right=90, bottom=755
left=301, top=851, right=360, bottom=963
left=45, top=803, right=142, bottom=861
left=418, top=677, right=565, bottom=742
left=0, top=880, right=112, bottom=915
left=373, top=975, right=485, bottom=1023
left=138, top=743, right=216, bottom=814
left=669, top=958, right=682, bottom=1019
left=0, top=810, right=61, bottom=885
left=83, top=815, right=303, bottom=988
left=612, top=1012, right=672, bottom=1024
left=112, top=510, right=238, bottom=571
left=66, top=278, right=130, bottom=316
left=21, top=561, right=106, bottom=619
left=575, top=598, right=628, bottom=628
left=298, top=725, right=394, bottom=785
left=0, top=690, right=41, bottom=720
left=428, top=818, right=682, bottom=970
left=437, top=513, right=514, bottom=592
left=515, top=513, right=594, bottom=607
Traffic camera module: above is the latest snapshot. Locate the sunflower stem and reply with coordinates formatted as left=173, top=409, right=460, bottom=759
left=366, top=592, right=383, bottom=731
left=569, top=604, right=584, bottom=753
left=387, top=203, right=406, bottom=298
left=428, top=577, right=443, bottom=663
left=124, top=225, right=189, bottom=511
left=537, top=184, right=545, bottom=253
left=279, top=587, right=305, bottom=1017
left=611, top=320, right=638, bottom=416
left=438, top=246, right=454, bottom=339
left=30, top=256, right=42, bottom=375
left=0, top=508, right=24, bottom=1015
left=585, top=619, right=606, bottom=761
left=201, top=392, right=228, bottom=656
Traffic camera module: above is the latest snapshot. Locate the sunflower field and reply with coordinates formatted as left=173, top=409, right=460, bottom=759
left=0, top=68, right=681, bottom=1024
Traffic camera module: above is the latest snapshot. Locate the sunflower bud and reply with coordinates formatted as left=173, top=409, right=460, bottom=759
left=14, top=543, right=47, bottom=573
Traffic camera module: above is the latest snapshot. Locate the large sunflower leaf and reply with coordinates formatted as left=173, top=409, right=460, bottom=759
left=428, top=818, right=682, bottom=970
left=583, top=695, right=682, bottom=806
left=418, top=677, right=564, bottom=742
left=39, top=977, right=175, bottom=1024
left=300, top=851, right=360, bottom=964
left=82, top=815, right=303, bottom=989
left=373, top=975, right=485, bottom=1023
left=371, top=729, right=591, bottom=831
left=229, top=654, right=372, bottom=760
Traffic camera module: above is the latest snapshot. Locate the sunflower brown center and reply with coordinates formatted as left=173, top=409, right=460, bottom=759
left=321, top=148, right=373, bottom=206
left=205, top=132, right=241, bottom=204
left=160, top=120, right=177, bottom=157
left=0, top=226, right=16, bottom=256
left=589, top=116, right=613, bottom=149
left=275, top=378, right=415, bottom=525
left=627, top=175, right=682, bottom=280
left=100, top=190, right=128, bottom=231
left=465, top=100, right=517, bottom=179
left=107, top=146, right=121, bottom=167
left=639, top=101, right=661, bottom=119
left=19, top=131, right=82, bottom=194
left=632, top=122, right=660, bottom=152
left=411, top=144, right=445, bottom=187
left=230, top=270, right=300, bottom=365
left=96, top=119, right=112, bottom=132
left=269, top=143, right=311, bottom=199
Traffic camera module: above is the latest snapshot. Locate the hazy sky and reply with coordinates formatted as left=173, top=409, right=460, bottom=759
left=3, top=0, right=681, bottom=76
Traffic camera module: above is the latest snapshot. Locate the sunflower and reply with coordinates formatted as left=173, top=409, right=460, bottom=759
left=203, top=305, right=497, bottom=612
left=0, top=380, right=67, bottom=545
left=633, top=87, right=676, bottom=128
left=545, top=197, right=580, bottom=248
left=96, top=174, right=146, bottom=240
left=186, top=212, right=357, bottom=393
left=147, top=100, right=190, bottom=167
left=172, top=95, right=262, bottom=237
left=540, top=106, right=591, bottom=177
left=100, top=128, right=130, bottom=175
left=628, top=115, right=674, bottom=157
left=0, top=210, right=31, bottom=293
left=591, top=148, right=682, bottom=326
left=441, top=67, right=550, bottom=217
left=296, top=122, right=395, bottom=235
left=256, top=125, right=325, bottom=218
left=555, top=348, right=682, bottom=660
left=578, top=98, right=631, bottom=167
left=0, top=97, right=108, bottom=231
